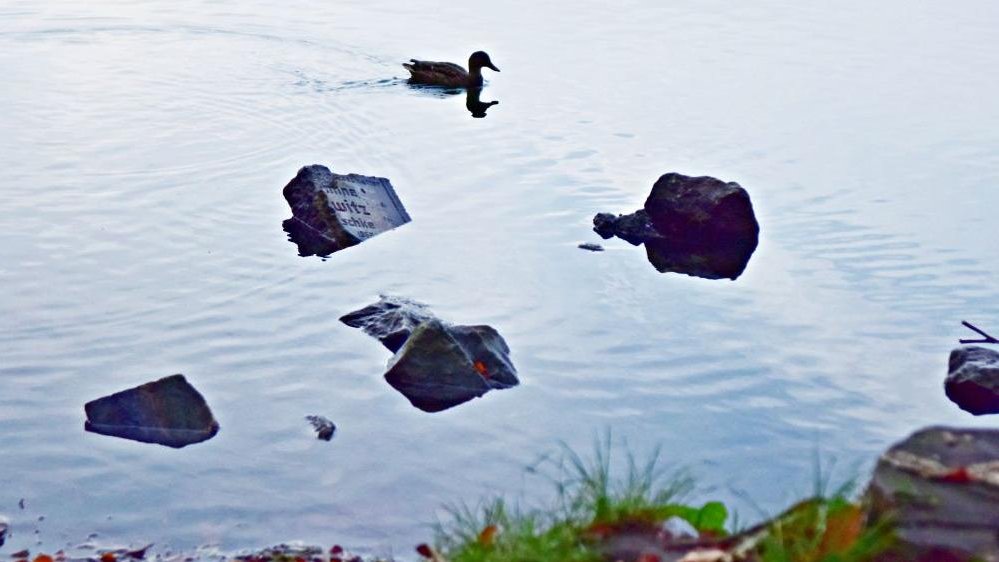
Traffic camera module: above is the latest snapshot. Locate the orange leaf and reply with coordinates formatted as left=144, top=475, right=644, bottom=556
left=101, top=553, right=117, bottom=562
left=473, top=361, right=490, bottom=379
left=817, top=504, right=863, bottom=556
left=34, top=556, right=54, bottom=562
left=478, top=524, right=498, bottom=546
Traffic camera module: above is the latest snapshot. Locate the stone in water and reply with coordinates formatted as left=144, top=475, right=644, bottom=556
left=283, top=165, right=411, bottom=257
left=84, top=374, right=219, bottom=448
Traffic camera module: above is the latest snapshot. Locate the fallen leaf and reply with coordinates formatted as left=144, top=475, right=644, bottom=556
left=473, top=361, right=490, bottom=379
left=477, top=524, right=498, bottom=546
left=817, top=504, right=863, bottom=556
left=33, top=556, right=53, bottom=562
left=100, top=552, right=117, bottom=562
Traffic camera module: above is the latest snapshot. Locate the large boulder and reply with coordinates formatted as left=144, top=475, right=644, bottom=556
left=339, top=295, right=436, bottom=352
left=643, top=173, right=759, bottom=246
left=342, top=298, right=518, bottom=412
left=282, top=165, right=411, bottom=257
left=946, top=346, right=999, bottom=415
left=865, top=426, right=999, bottom=560
left=84, top=374, right=219, bottom=448
left=591, top=173, right=759, bottom=280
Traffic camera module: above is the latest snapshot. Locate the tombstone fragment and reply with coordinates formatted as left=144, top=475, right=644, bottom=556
left=84, top=374, right=219, bottom=448
left=283, top=165, right=411, bottom=257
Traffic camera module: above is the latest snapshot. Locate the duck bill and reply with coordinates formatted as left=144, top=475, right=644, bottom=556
left=486, top=63, right=500, bottom=72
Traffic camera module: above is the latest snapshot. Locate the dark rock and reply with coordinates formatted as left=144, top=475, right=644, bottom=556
left=305, top=415, right=336, bottom=441
left=643, top=173, right=759, bottom=246
left=946, top=346, right=999, bottom=415
left=340, top=295, right=436, bottom=353
left=578, top=243, right=604, bottom=252
left=282, top=165, right=411, bottom=258
left=384, top=319, right=492, bottom=412
left=84, top=374, right=219, bottom=448
left=343, top=297, right=518, bottom=412
left=593, top=173, right=760, bottom=280
left=0, top=516, right=8, bottom=548
left=592, top=210, right=663, bottom=245
left=865, top=426, right=999, bottom=560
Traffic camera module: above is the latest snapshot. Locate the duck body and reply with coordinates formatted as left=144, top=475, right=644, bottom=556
left=403, top=51, right=499, bottom=89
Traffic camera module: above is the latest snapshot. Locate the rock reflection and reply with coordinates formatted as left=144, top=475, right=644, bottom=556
left=341, top=296, right=518, bottom=412
left=593, top=173, right=760, bottom=281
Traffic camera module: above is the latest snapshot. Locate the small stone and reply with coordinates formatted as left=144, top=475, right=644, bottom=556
left=578, top=243, right=604, bottom=252
left=946, top=346, right=999, bottom=415
left=305, top=416, right=336, bottom=441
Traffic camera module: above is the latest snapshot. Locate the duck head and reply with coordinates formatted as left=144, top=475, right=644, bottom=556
left=469, top=51, right=500, bottom=73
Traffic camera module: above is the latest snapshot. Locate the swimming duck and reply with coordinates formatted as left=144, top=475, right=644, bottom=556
left=403, top=51, right=500, bottom=89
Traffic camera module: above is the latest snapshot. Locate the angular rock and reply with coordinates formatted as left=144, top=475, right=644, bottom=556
left=643, top=173, right=759, bottom=246
left=343, top=298, right=518, bottom=412
left=946, top=346, right=999, bottom=415
left=84, top=374, right=219, bottom=448
left=305, top=415, right=336, bottom=441
left=384, top=319, right=492, bottom=412
left=340, top=295, right=436, bottom=352
left=865, top=426, right=999, bottom=560
left=593, top=210, right=663, bottom=246
left=0, top=515, right=7, bottom=548
left=283, top=165, right=411, bottom=258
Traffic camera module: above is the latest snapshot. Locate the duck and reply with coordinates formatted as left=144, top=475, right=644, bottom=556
left=403, top=51, right=500, bottom=89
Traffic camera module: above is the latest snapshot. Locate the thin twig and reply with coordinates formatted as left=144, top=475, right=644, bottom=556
left=960, top=321, right=999, bottom=345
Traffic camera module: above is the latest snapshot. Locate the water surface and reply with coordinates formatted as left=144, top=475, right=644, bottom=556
left=2, top=0, right=999, bottom=556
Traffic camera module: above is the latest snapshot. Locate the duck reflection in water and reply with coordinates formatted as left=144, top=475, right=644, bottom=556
left=466, top=87, right=499, bottom=118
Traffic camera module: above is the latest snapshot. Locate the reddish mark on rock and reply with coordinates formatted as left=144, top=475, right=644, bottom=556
left=637, top=554, right=661, bottom=562
left=100, top=554, right=117, bottom=562
left=938, top=466, right=973, bottom=483
left=473, top=361, right=490, bottom=379
left=415, top=544, right=434, bottom=559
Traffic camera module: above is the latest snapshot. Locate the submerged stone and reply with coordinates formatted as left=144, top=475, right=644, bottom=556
left=592, top=210, right=663, bottom=246
left=946, top=346, right=999, bottom=415
left=339, top=295, right=436, bottom=352
left=282, top=165, right=411, bottom=258
left=342, top=297, right=518, bottom=412
left=865, top=426, right=999, bottom=559
left=305, top=415, right=336, bottom=441
left=84, top=374, right=219, bottom=448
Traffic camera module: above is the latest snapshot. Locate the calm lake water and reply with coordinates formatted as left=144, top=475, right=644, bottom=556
left=2, top=0, right=999, bottom=556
